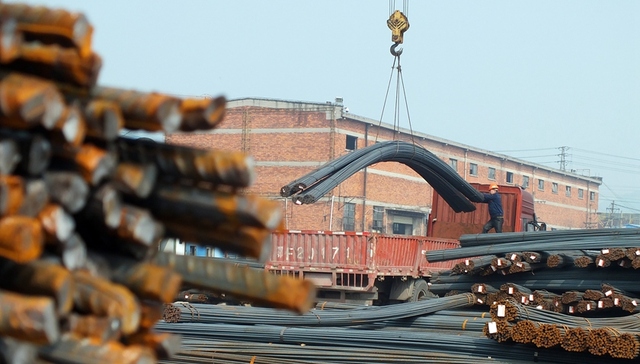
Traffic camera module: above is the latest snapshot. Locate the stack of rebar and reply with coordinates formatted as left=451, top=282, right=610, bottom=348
left=0, top=2, right=316, bottom=363
left=279, top=140, right=485, bottom=212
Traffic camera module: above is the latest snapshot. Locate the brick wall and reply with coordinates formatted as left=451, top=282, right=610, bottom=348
left=166, top=99, right=600, bottom=232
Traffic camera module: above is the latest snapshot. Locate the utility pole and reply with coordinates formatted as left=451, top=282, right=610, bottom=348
left=558, top=146, right=569, bottom=171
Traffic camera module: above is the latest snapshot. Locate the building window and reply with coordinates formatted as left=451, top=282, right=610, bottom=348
left=578, top=189, right=584, bottom=199
left=372, top=206, right=384, bottom=232
left=189, top=245, right=197, bottom=256
left=565, top=186, right=571, bottom=197
left=449, top=158, right=458, bottom=172
left=590, top=191, right=596, bottom=201
left=346, top=135, right=357, bottom=151
left=506, top=172, right=514, bottom=184
left=488, top=167, right=496, bottom=180
left=342, top=202, right=355, bottom=231
left=538, top=179, right=544, bottom=191
left=522, top=176, right=529, bottom=189
left=469, top=163, right=478, bottom=176
left=552, top=182, right=558, bottom=194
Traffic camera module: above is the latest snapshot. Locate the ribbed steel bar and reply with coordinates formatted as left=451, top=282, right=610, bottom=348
left=427, top=231, right=640, bottom=263
left=161, top=293, right=475, bottom=327
left=154, top=252, right=316, bottom=314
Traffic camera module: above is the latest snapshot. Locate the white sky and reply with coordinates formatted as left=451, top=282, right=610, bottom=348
left=18, top=1, right=640, bottom=213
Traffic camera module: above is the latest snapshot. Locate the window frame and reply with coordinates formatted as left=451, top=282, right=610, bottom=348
left=552, top=182, right=558, bottom=194
left=506, top=172, right=514, bottom=184
left=345, top=135, right=358, bottom=151
left=469, top=163, right=478, bottom=176
left=342, top=202, right=356, bottom=231
left=488, top=167, right=496, bottom=180
left=538, top=179, right=545, bottom=191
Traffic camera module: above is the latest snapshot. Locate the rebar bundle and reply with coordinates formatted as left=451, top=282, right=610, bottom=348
left=279, top=140, right=484, bottom=212
left=0, top=3, right=317, bottom=364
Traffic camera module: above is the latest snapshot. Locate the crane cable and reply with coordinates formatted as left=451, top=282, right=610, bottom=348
left=376, top=1, right=416, bottom=149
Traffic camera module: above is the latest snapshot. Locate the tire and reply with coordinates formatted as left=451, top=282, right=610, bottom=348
left=409, top=279, right=430, bottom=302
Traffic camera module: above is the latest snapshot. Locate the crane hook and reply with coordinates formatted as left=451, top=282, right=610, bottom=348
left=390, top=42, right=403, bottom=57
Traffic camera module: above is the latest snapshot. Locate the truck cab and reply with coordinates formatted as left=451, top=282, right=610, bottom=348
left=427, top=183, right=544, bottom=239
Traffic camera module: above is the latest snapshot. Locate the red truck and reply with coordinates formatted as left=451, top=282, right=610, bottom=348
left=265, top=183, right=545, bottom=305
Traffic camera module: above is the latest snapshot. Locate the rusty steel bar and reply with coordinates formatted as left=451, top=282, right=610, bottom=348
left=52, top=143, right=116, bottom=186
left=43, top=171, right=88, bottom=213
left=50, top=103, right=87, bottom=146
left=59, top=232, right=87, bottom=271
left=0, top=3, right=93, bottom=58
left=0, top=17, right=22, bottom=64
left=117, top=136, right=256, bottom=187
left=154, top=252, right=316, bottom=314
left=161, top=220, right=272, bottom=261
left=18, top=179, right=48, bottom=217
left=113, top=161, right=157, bottom=198
left=72, top=270, right=141, bottom=335
left=0, top=72, right=64, bottom=129
left=0, top=139, right=19, bottom=174
left=83, top=99, right=123, bottom=141
left=38, top=203, right=75, bottom=244
left=0, top=174, right=24, bottom=216
left=0, top=289, right=59, bottom=345
left=123, top=330, right=182, bottom=360
left=0, top=257, right=74, bottom=316
left=0, top=128, right=51, bottom=175
left=148, top=183, right=282, bottom=231
left=63, top=313, right=121, bottom=344
left=115, top=204, right=162, bottom=248
left=79, top=183, right=122, bottom=229
left=138, top=300, right=164, bottom=330
left=0, top=215, right=43, bottom=263
left=12, top=42, right=102, bottom=87
left=91, top=86, right=182, bottom=133
left=179, top=96, right=226, bottom=132
left=38, top=336, right=156, bottom=364
left=104, top=254, right=182, bottom=303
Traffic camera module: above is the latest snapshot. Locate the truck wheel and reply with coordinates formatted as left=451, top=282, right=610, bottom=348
left=410, top=279, right=430, bottom=302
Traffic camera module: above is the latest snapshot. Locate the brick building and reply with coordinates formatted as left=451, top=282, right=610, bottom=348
left=167, top=98, right=601, bottom=234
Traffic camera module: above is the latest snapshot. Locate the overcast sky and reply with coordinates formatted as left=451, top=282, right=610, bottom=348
left=20, top=1, right=640, bottom=214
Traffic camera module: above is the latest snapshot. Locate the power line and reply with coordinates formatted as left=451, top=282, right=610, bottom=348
left=572, top=147, right=640, bottom=162
left=494, top=148, right=559, bottom=153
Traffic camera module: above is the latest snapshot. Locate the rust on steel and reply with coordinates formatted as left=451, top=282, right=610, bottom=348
left=38, top=336, right=156, bottom=364
left=117, top=136, right=256, bottom=187
left=43, top=171, right=88, bottom=213
left=81, top=183, right=122, bottom=229
left=0, top=289, right=59, bottom=345
left=0, top=73, right=64, bottom=129
left=116, top=204, right=161, bottom=247
left=38, top=203, right=75, bottom=244
left=72, top=143, right=116, bottom=186
left=0, top=175, right=25, bottom=216
left=50, top=103, right=86, bottom=147
left=72, top=270, right=141, bottom=335
left=155, top=252, right=317, bottom=314
left=138, top=300, right=164, bottom=329
left=107, top=258, right=183, bottom=303
left=150, top=183, right=282, bottom=230
left=83, top=99, right=123, bottom=141
left=0, top=258, right=74, bottom=316
left=113, top=161, right=157, bottom=198
left=123, top=330, right=182, bottom=360
left=91, top=86, right=182, bottom=133
left=64, top=313, right=121, bottom=344
left=179, top=96, right=226, bottom=131
left=0, top=215, right=43, bottom=263
left=12, top=42, right=102, bottom=87
left=0, top=3, right=94, bottom=58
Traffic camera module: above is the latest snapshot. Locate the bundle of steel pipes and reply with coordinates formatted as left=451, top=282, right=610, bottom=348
left=0, top=2, right=316, bottom=363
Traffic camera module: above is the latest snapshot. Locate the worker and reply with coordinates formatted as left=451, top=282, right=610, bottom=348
left=481, top=183, right=504, bottom=233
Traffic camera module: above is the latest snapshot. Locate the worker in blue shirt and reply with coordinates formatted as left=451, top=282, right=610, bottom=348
left=481, top=184, right=504, bottom=233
